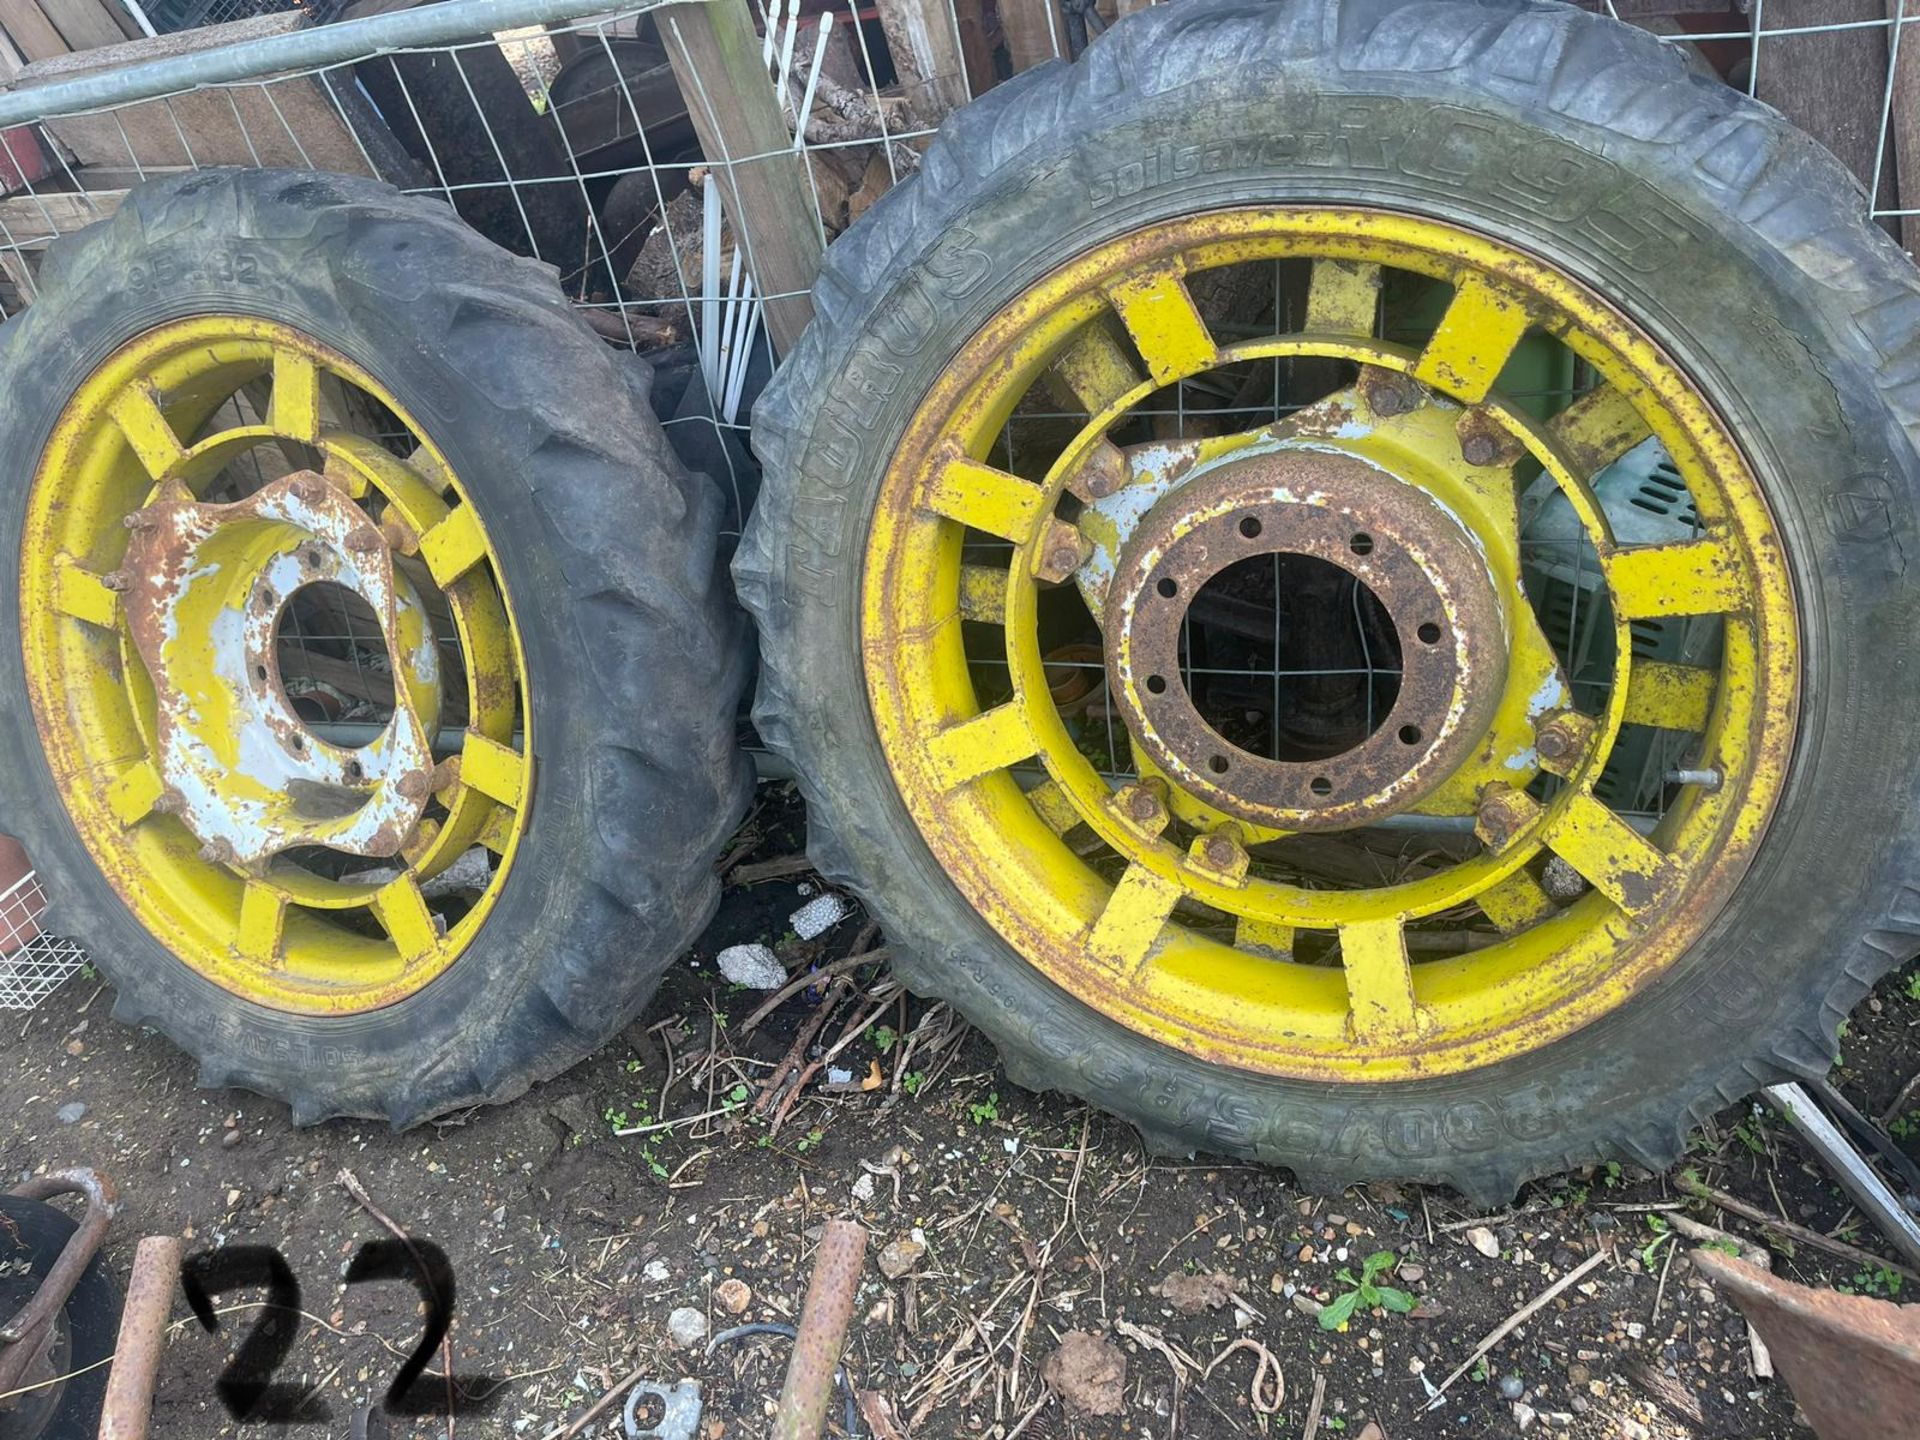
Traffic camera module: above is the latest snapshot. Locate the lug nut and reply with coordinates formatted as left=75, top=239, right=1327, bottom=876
left=123, top=510, right=158, bottom=532
left=1534, top=709, right=1596, bottom=775
left=346, top=527, right=385, bottom=554
left=1033, top=518, right=1092, bottom=585
left=397, top=769, right=434, bottom=802
left=288, top=475, right=324, bottom=504
left=1358, top=367, right=1420, bottom=418
left=153, top=788, right=185, bottom=816
left=1474, top=784, right=1539, bottom=852
left=1108, top=779, right=1170, bottom=838
left=1190, top=828, right=1250, bottom=884
left=1065, top=440, right=1130, bottom=503
left=101, top=570, right=132, bottom=593
left=198, top=838, right=236, bottom=866
left=1454, top=410, right=1521, bottom=469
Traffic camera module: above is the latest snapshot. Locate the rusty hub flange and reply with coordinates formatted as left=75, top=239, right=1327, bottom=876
left=1104, top=446, right=1506, bottom=832
left=120, top=470, right=443, bottom=870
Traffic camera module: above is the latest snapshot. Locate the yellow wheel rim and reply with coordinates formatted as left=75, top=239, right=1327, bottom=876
left=863, top=208, right=1798, bottom=1080
left=20, top=317, right=532, bottom=1015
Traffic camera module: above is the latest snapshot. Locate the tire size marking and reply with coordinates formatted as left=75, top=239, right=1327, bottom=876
left=124, top=246, right=262, bottom=295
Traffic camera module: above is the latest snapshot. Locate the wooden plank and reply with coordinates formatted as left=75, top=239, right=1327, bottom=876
left=0, top=246, right=39, bottom=309
left=1755, top=0, right=1897, bottom=214
left=0, top=19, right=27, bottom=76
left=36, top=0, right=130, bottom=54
left=952, top=0, right=994, bottom=98
left=875, top=0, right=970, bottom=121
left=1889, top=0, right=1920, bottom=253
left=0, top=0, right=71, bottom=63
left=1000, top=0, right=1064, bottom=71
left=0, top=186, right=121, bottom=245
left=15, top=14, right=389, bottom=177
left=662, top=0, right=821, bottom=355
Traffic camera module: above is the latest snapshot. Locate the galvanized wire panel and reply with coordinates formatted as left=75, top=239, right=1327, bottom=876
left=0, top=870, right=88, bottom=1010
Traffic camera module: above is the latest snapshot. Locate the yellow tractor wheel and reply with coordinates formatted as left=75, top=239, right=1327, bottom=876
left=738, top=0, right=1920, bottom=1200
left=0, top=169, right=751, bottom=1125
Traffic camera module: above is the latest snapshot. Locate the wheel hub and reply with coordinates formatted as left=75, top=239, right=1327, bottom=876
left=1104, top=446, right=1507, bottom=832
left=120, top=469, right=443, bottom=869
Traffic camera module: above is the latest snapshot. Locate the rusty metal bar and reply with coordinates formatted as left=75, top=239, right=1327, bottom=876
left=1694, top=1247, right=1920, bottom=1440
left=0, top=0, right=684, bottom=130
left=96, top=1234, right=183, bottom=1440
left=773, top=1218, right=867, bottom=1440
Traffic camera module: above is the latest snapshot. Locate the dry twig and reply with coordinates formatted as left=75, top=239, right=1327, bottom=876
left=1300, top=1372, right=1327, bottom=1439
left=536, top=1357, right=653, bottom=1440
left=1425, top=1249, right=1607, bottom=1408
left=1678, top=1175, right=1920, bottom=1280
left=335, top=1168, right=456, bottom=1439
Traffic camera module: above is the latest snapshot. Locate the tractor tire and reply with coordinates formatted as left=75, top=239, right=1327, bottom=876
left=0, top=168, right=752, bottom=1126
left=738, top=0, right=1920, bottom=1201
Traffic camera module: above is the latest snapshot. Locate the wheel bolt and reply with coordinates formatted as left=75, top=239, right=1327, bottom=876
left=1534, top=709, right=1596, bottom=775
left=1474, top=784, right=1539, bottom=852
left=154, top=788, right=185, bottom=816
left=1358, top=367, right=1420, bottom=418
left=288, top=475, right=324, bottom=504
left=198, top=838, right=236, bottom=865
left=346, top=527, right=385, bottom=554
left=1108, top=779, right=1169, bottom=838
left=123, top=510, right=158, bottom=532
left=1033, top=518, right=1092, bottom=585
left=1454, top=410, right=1518, bottom=469
left=1066, top=439, right=1129, bottom=503
left=101, top=570, right=132, bottom=593
left=1191, top=828, right=1249, bottom=884
left=397, top=769, right=433, bottom=802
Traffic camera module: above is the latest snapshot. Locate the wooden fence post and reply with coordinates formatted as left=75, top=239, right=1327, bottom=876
left=875, top=0, right=972, bottom=120
left=999, top=0, right=1064, bottom=72
left=663, top=0, right=823, bottom=355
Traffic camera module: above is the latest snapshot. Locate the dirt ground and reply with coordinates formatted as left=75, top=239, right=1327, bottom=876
left=6, top=785, right=1917, bottom=1439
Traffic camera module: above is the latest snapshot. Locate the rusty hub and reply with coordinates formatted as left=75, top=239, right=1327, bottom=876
left=1103, top=446, right=1506, bottom=832
left=120, top=469, right=443, bottom=870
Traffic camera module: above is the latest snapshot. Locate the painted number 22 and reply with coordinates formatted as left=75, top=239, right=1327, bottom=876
left=180, top=1240, right=498, bottom=1423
